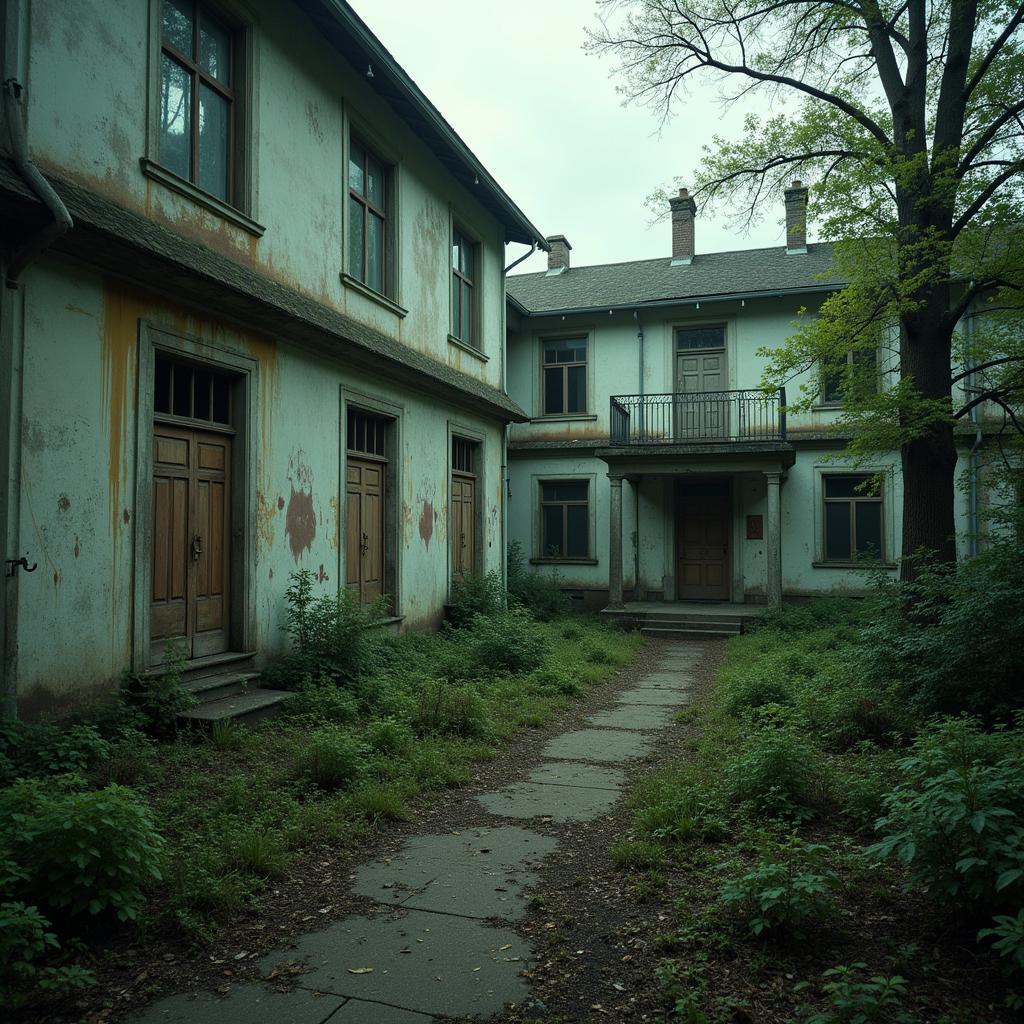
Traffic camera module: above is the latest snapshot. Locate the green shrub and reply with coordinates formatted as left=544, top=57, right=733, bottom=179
left=88, top=731, right=157, bottom=789
left=726, top=722, right=825, bottom=821
left=227, top=829, right=288, bottom=878
left=282, top=680, right=360, bottom=725
left=366, top=717, right=413, bottom=755
left=124, top=646, right=196, bottom=736
left=411, top=678, right=489, bottom=738
left=351, top=782, right=410, bottom=821
left=528, top=666, right=583, bottom=696
left=869, top=715, right=1024, bottom=914
left=636, top=787, right=728, bottom=844
left=797, top=963, right=913, bottom=1024
left=0, top=778, right=164, bottom=921
left=465, top=609, right=550, bottom=675
left=720, top=837, right=840, bottom=938
left=294, top=730, right=364, bottom=791
left=980, top=909, right=1024, bottom=977
left=506, top=540, right=569, bottom=620
left=447, top=569, right=504, bottom=628
left=721, top=672, right=793, bottom=718
left=0, top=721, right=111, bottom=786
left=610, top=839, right=666, bottom=870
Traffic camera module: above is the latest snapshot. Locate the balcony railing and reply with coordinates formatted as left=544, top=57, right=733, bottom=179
left=609, top=388, right=787, bottom=445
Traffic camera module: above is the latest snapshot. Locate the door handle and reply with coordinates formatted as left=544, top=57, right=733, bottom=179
left=360, top=531, right=369, bottom=556
left=191, top=534, right=203, bottom=561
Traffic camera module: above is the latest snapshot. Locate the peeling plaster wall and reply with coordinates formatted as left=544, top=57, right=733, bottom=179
left=13, top=259, right=504, bottom=717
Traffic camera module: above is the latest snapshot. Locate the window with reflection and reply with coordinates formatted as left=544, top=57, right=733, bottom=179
left=451, top=227, right=477, bottom=346
left=823, top=474, right=884, bottom=562
left=822, top=347, right=877, bottom=404
left=159, top=0, right=235, bottom=203
left=348, top=137, right=390, bottom=295
left=541, top=337, right=587, bottom=415
left=540, top=480, right=589, bottom=559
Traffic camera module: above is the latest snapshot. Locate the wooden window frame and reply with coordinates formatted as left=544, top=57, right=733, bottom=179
left=821, top=347, right=878, bottom=406
left=539, top=479, right=590, bottom=560
left=822, top=473, right=885, bottom=563
left=348, top=135, right=392, bottom=297
left=346, top=407, right=388, bottom=460
left=540, top=336, right=588, bottom=416
left=674, top=323, right=727, bottom=353
left=450, top=226, right=478, bottom=348
left=159, top=0, right=237, bottom=204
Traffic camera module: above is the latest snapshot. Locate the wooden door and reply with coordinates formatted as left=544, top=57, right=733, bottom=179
left=675, top=350, right=728, bottom=438
left=346, top=458, right=385, bottom=604
left=676, top=495, right=730, bottom=600
left=451, top=474, right=476, bottom=581
left=150, top=425, right=231, bottom=661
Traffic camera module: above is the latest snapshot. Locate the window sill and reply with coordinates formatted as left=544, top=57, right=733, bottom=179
left=448, top=334, right=489, bottom=361
left=340, top=273, right=408, bottom=319
left=812, top=560, right=897, bottom=569
left=530, top=557, right=598, bottom=566
left=531, top=414, right=598, bottom=423
left=812, top=403, right=843, bottom=411
left=139, top=159, right=265, bottom=237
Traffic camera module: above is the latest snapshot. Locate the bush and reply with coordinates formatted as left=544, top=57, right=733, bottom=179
left=411, top=678, right=489, bottom=738
left=726, top=721, right=825, bottom=821
left=465, top=609, right=550, bottom=675
left=797, top=963, right=912, bottom=1024
left=0, top=778, right=164, bottom=921
left=447, top=569, right=504, bottom=628
left=0, top=721, right=110, bottom=786
left=869, top=715, right=1024, bottom=915
left=721, top=672, right=793, bottom=719
left=282, top=680, right=360, bottom=725
left=124, top=646, right=196, bottom=736
left=294, top=730, right=364, bottom=791
left=506, top=541, right=569, bottom=620
left=720, top=837, right=841, bottom=938
left=980, top=909, right=1024, bottom=978
left=366, top=717, right=413, bottom=755
left=632, top=768, right=728, bottom=844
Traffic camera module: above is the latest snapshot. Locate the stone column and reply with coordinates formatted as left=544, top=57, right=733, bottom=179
left=765, top=471, right=783, bottom=607
left=608, top=474, right=625, bottom=610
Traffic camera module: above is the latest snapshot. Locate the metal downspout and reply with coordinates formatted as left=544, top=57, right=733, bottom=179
left=3, top=79, right=73, bottom=287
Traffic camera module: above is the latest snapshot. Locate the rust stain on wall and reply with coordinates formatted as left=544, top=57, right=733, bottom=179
left=418, top=500, right=435, bottom=548
left=316, top=564, right=329, bottom=583
left=285, top=450, right=315, bottom=562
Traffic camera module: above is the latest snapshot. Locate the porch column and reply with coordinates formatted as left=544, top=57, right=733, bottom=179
left=608, top=474, right=625, bottom=610
left=765, top=471, right=783, bottom=607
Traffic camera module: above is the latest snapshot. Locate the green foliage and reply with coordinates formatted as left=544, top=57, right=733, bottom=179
left=610, top=839, right=666, bottom=870
left=281, top=679, right=360, bottom=725
left=0, top=721, right=111, bottom=787
left=350, top=781, right=410, bottom=822
left=226, top=828, right=288, bottom=878
left=869, top=715, right=1024, bottom=914
left=411, top=678, right=489, bottom=738
left=0, top=777, right=164, bottom=921
left=506, top=540, right=570, bottom=620
left=797, top=963, right=914, bottom=1024
left=632, top=767, right=728, bottom=844
left=366, top=717, right=413, bottom=755
left=721, top=670, right=793, bottom=718
left=721, top=837, right=840, bottom=938
left=125, top=646, right=196, bottom=736
left=979, top=910, right=1024, bottom=978
left=464, top=609, right=550, bottom=675
left=293, top=730, right=364, bottom=791
left=447, top=569, right=504, bottom=628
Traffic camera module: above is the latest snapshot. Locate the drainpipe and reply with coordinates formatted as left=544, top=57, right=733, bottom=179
left=965, top=306, right=981, bottom=557
left=3, top=79, right=73, bottom=287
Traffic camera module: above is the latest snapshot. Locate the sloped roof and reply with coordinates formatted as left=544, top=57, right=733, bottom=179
left=507, top=242, right=846, bottom=314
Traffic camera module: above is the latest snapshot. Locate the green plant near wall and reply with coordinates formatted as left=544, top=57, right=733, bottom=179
left=795, top=963, right=914, bottom=1023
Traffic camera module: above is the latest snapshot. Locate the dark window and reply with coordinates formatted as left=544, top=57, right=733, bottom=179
left=159, top=0, right=235, bottom=203
left=154, top=354, right=232, bottom=425
left=452, top=436, right=475, bottom=475
left=675, top=324, right=726, bottom=350
left=451, top=228, right=476, bottom=346
left=348, top=137, right=390, bottom=295
left=540, top=480, right=589, bottom=558
left=823, top=347, right=877, bottom=404
left=347, top=408, right=388, bottom=457
left=542, top=337, right=587, bottom=415
left=823, top=474, right=883, bottom=561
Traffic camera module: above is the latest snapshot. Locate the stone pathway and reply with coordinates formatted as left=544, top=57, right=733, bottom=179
left=132, top=642, right=702, bottom=1023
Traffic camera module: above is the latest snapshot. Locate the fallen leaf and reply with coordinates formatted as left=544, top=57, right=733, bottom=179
left=347, top=967, right=374, bottom=975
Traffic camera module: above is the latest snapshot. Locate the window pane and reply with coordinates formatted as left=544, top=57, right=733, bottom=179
left=542, top=506, right=564, bottom=557
left=162, top=0, right=193, bottom=56
left=825, top=476, right=871, bottom=499
left=451, top=275, right=461, bottom=338
left=825, top=502, right=852, bottom=561
left=367, top=212, right=384, bottom=293
left=172, top=363, right=192, bottom=417
left=160, top=54, right=192, bottom=181
left=348, top=141, right=365, bottom=194
left=199, top=14, right=231, bottom=83
left=462, top=282, right=473, bottom=345
left=459, top=236, right=472, bottom=276
left=452, top=235, right=461, bottom=271
left=154, top=358, right=171, bottom=414
left=544, top=366, right=564, bottom=414
left=855, top=502, right=883, bottom=559
left=567, top=365, right=586, bottom=413
left=822, top=364, right=843, bottom=402
left=198, top=84, right=229, bottom=201
left=543, top=481, right=587, bottom=502
left=544, top=337, right=586, bottom=364
left=194, top=368, right=212, bottom=420
left=676, top=325, right=725, bottom=350
left=366, top=154, right=385, bottom=208
left=212, top=375, right=230, bottom=423
left=566, top=506, right=588, bottom=557
left=349, top=197, right=364, bottom=281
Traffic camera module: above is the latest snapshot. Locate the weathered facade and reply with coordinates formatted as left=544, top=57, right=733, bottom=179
left=505, top=187, right=981, bottom=610
left=0, top=0, right=544, bottom=718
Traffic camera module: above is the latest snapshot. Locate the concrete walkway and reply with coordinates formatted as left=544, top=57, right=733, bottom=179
left=132, top=642, right=702, bottom=1023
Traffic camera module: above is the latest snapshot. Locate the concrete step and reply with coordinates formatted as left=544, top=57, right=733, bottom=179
left=641, top=627, right=740, bottom=641
left=642, top=618, right=744, bottom=631
left=642, top=612, right=747, bottom=625
left=142, top=650, right=258, bottom=682
left=178, top=688, right=294, bottom=726
left=182, top=671, right=261, bottom=703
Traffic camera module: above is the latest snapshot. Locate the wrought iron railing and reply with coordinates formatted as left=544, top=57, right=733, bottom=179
left=609, top=388, right=787, bottom=445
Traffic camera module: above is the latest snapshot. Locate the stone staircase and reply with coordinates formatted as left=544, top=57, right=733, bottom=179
left=602, top=604, right=758, bottom=640
left=149, top=652, right=294, bottom=726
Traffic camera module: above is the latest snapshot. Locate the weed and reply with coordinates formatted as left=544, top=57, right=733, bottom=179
left=610, top=839, right=666, bottom=870
left=352, top=782, right=411, bottom=822
left=294, top=730, right=364, bottom=791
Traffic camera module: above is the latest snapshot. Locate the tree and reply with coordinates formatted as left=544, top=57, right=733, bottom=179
left=590, top=0, right=1024, bottom=576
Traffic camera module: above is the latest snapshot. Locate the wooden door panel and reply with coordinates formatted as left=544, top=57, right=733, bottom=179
left=347, top=458, right=386, bottom=604
left=676, top=494, right=730, bottom=600
left=192, top=435, right=230, bottom=657
left=151, top=429, right=191, bottom=656
left=345, top=486, right=362, bottom=589
left=451, top=476, right=476, bottom=580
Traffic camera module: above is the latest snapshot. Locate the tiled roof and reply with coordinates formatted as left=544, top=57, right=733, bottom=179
left=507, top=242, right=845, bottom=314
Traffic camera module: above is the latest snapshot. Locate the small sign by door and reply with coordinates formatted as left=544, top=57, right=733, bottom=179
left=746, top=514, right=764, bottom=540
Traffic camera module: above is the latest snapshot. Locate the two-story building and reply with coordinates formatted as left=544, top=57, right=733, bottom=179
left=0, top=0, right=544, bottom=718
left=505, top=184, right=977, bottom=612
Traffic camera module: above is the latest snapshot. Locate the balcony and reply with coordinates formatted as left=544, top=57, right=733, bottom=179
left=609, top=388, right=787, bottom=446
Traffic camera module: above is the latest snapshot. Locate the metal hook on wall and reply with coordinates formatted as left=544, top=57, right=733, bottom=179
left=5, top=555, right=38, bottom=578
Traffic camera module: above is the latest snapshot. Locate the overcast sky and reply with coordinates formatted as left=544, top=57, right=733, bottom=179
left=354, top=0, right=789, bottom=275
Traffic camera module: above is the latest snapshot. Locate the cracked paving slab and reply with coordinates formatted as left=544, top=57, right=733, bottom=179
left=627, top=672, right=693, bottom=690
left=541, top=727, right=654, bottom=764
left=586, top=705, right=676, bottom=730
left=332, top=999, right=434, bottom=1022
left=615, top=687, right=692, bottom=707
left=351, top=826, right=557, bottom=920
left=477, top=781, right=620, bottom=822
left=260, top=909, right=531, bottom=1019
left=127, top=983, right=346, bottom=1024
left=527, top=761, right=626, bottom=790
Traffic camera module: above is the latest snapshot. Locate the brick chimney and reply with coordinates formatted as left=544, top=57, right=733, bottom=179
left=669, top=188, right=697, bottom=265
left=546, top=235, right=571, bottom=274
left=784, top=180, right=809, bottom=254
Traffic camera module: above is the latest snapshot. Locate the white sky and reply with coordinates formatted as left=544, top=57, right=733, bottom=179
left=354, top=0, right=787, bottom=275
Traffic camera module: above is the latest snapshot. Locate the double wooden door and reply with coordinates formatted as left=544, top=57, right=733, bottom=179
left=675, top=350, right=728, bottom=439
left=450, top=474, right=476, bottom=581
left=676, top=494, right=730, bottom=600
left=150, top=425, right=231, bottom=662
left=346, top=458, right=385, bottom=604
